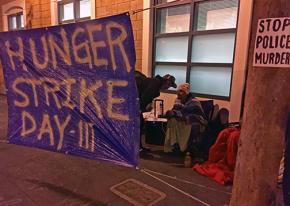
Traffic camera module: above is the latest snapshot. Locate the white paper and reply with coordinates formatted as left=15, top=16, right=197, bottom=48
left=253, top=17, right=290, bottom=68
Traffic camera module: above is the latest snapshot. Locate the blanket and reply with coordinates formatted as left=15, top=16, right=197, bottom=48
left=193, top=127, right=240, bottom=185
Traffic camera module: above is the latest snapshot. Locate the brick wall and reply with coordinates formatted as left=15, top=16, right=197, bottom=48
left=0, top=1, right=4, bottom=32
left=96, top=0, right=144, bottom=71
left=0, top=3, right=3, bottom=92
left=0, top=0, right=26, bottom=93
left=25, top=0, right=51, bottom=28
left=0, top=0, right=19, bottom=31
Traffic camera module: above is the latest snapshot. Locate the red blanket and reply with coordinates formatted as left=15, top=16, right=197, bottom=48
left=193, top=127, right=240, bottom=185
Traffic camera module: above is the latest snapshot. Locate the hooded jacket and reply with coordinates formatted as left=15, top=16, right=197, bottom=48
left=135, top=72, right=164, bottom=112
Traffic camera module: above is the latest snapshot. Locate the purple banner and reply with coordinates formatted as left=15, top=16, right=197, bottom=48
left=0, top=13, right=139, bottom=167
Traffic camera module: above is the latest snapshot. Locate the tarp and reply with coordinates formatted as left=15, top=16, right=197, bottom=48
left=0, top=13, right=139, bottom=167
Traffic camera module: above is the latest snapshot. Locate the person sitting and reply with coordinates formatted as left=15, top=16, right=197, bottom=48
left=164, top=83, right=207, bottom=153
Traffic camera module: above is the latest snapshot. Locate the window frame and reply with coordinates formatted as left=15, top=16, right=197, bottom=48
left=152, top=0, right=240, bottom=101
left=58, top=0, right=91, bottom=24
left=7, top=12, right=24, bottom=31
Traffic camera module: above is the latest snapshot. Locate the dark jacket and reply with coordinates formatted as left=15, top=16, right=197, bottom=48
left=135, top=71, right=164, bottom=112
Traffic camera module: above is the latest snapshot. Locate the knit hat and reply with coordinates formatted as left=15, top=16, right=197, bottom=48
left=177, top=83, right=190, bottom=94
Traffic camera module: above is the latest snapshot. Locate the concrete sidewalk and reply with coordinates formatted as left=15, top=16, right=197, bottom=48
left=0, top=96, right=232, bottom=206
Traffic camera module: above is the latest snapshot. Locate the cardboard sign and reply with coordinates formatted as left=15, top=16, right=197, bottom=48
left=0, top=13, right=139, bottom=167
left=253, top=17, right=290, bottom=68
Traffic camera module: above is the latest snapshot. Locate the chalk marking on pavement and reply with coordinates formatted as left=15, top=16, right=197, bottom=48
left=143, top=168, right=231, bottom=195
left=141, top=169, right=211, bottom=206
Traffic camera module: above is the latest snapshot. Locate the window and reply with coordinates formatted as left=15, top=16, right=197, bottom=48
left=8, top=12, right=24, bottom=31
left=58, top=0, right=91, bottom=24
left=153, top=0, right=239, bottom=99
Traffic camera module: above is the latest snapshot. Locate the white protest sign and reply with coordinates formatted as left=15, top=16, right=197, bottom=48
left=253, top=17, right=290, bottom=68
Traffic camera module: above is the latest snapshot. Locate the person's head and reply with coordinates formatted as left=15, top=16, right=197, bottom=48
left=161, top=74, right=177, bottom=90
left=177, top=83, right=190, bottom=101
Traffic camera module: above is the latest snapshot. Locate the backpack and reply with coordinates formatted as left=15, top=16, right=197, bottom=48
left=189, top=107, right=230, bottom=162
